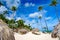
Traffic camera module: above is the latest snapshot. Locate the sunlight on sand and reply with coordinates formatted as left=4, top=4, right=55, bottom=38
left=14, top=32, right=59, bottom=40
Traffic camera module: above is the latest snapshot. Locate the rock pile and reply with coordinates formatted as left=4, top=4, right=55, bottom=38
left=0, top=19, right=15, bottom=40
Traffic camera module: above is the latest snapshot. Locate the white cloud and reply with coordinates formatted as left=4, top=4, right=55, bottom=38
left=10, top=11, right=16, bottom=18
left=38, top=14, right=42, bottom=18
left=24, top=20, right=36, bottom=25
left=5, top=11, right=16, bottom=20
left=25, top=3, right=30, bottom=7
left=16, top=17, right=22, bottom=21
left=0, top=6, right=7, bottom=13
left=29, top=12, right=39, bottom=18
left=24, top=19, right=40, bottom=28
left=45, top=17, right=52, bottom=20
left=13, top=0, right=20, bottom=7
left=29, top=10, right=47, bottom=18
left=24, top=2, right=35, bottom=7
left=4, top=0, right=20, bottom=8
left=6, top=16, right=12, bottom=20
left=24, top=20, right=38, bottom=28
left=6, top=16, right=22, bottom=21
left=30, top=3, right=35, bottom=6
left=40, top=10, right=47, bottom=14
left=24, top=20, right=30, bottom=25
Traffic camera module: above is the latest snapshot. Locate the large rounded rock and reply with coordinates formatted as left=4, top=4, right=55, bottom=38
left=0, top=19, right=15, bottom=40
left=18, top=29, right=28, bottom=35
left=13, top=29, right=18, bottom=32
left=32, top=28, right=40, bottom=35
left=51, top=23, right=60, bottom=38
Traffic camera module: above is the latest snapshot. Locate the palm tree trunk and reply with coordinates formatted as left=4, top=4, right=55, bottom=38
left=44, top=17, right=48, bottom=31
left=41, top=11, right=48, bottom=32
left=55, top=6, right=60, bottom=24
left=39, top=19, right=43, bottom=32
left=12, top=11, right=15, bottom=31
left=12, top=11, right=15, bottom=19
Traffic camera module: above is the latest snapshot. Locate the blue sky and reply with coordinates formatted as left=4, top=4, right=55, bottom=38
left=0, top=0, right=60, bottom=31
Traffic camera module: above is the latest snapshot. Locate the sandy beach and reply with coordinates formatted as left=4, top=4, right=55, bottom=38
left=14, top=32, right=59, bottom=40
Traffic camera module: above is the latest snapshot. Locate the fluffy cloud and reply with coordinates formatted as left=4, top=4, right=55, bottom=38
left=45, top=17, right=52, bottom=20
left=29, top=12, right=39, bottom=18
left=24, top=19, right=40, bottom=28
left=30, top=3, right=35, bottom=6
left=1, top=0, right=20, bottom=8
left=10, top=11, right=16, bottom=18
left=24, top=19, right=37, bottom=28
left=24, top=20, right=36, bottom=25
left=6, top=16, right=12, bottom=20
left=29, top=10, right=47, bottom=18
left=25, top=3, right=29, bottom=7
left=6, top=16, right=22, bottom=21
left=16, top=17, right=22, bottom=21
left=0, top=6, right=7, bottom=13
left=5, top=12, right=17, bottom=20
left=24, top=2, right=35, bottom=7
left=40, top=10, right=47, bottom=14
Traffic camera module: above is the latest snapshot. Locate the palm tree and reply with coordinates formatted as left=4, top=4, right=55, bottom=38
left=16, top=20, right=25, bottom=28
left=3, top=11, right=8, bottom=15
left=0, top=14, right=6, bottom=21
left=10, top=6, right=17, bottom=30
left=38, top=6, right=43, bottom=11
left=0, top=11, right=8, bottom=22
left=38, top=6, right=48, bottom=32
left=0, top=2, right=4, bottom=6
left=11, top=6, right=17, bottom=11
left=38, top=15, right=43, bottom=31
left=8, top=19, right=15, bottom=29
left=38, top=6, right=43, bottom=31
left=11, top=6, right=17, bottom=19
left=24, top=24, right=32, bottom=31
left=28, top=24, right=32, bottom=31
left=50, top=0, right=60, bottom=23
left=43, top=27, right=47, bottom=33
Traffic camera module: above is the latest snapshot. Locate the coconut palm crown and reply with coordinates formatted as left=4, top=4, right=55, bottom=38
left=38, top=6, right=43, bottom=11
left=11, top=6, right=17, bottom=11
left=50, top=0, right=58, bottom=6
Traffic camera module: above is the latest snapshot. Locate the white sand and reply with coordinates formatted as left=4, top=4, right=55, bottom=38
left=14, top=32, right=59, bottom=40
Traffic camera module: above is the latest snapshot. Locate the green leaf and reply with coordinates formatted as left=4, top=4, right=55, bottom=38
left=50, top=0, right=58, bottom=6
left=11, top=6, right=17, bottom=11
left=38, top=6, right=43, bottom=11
